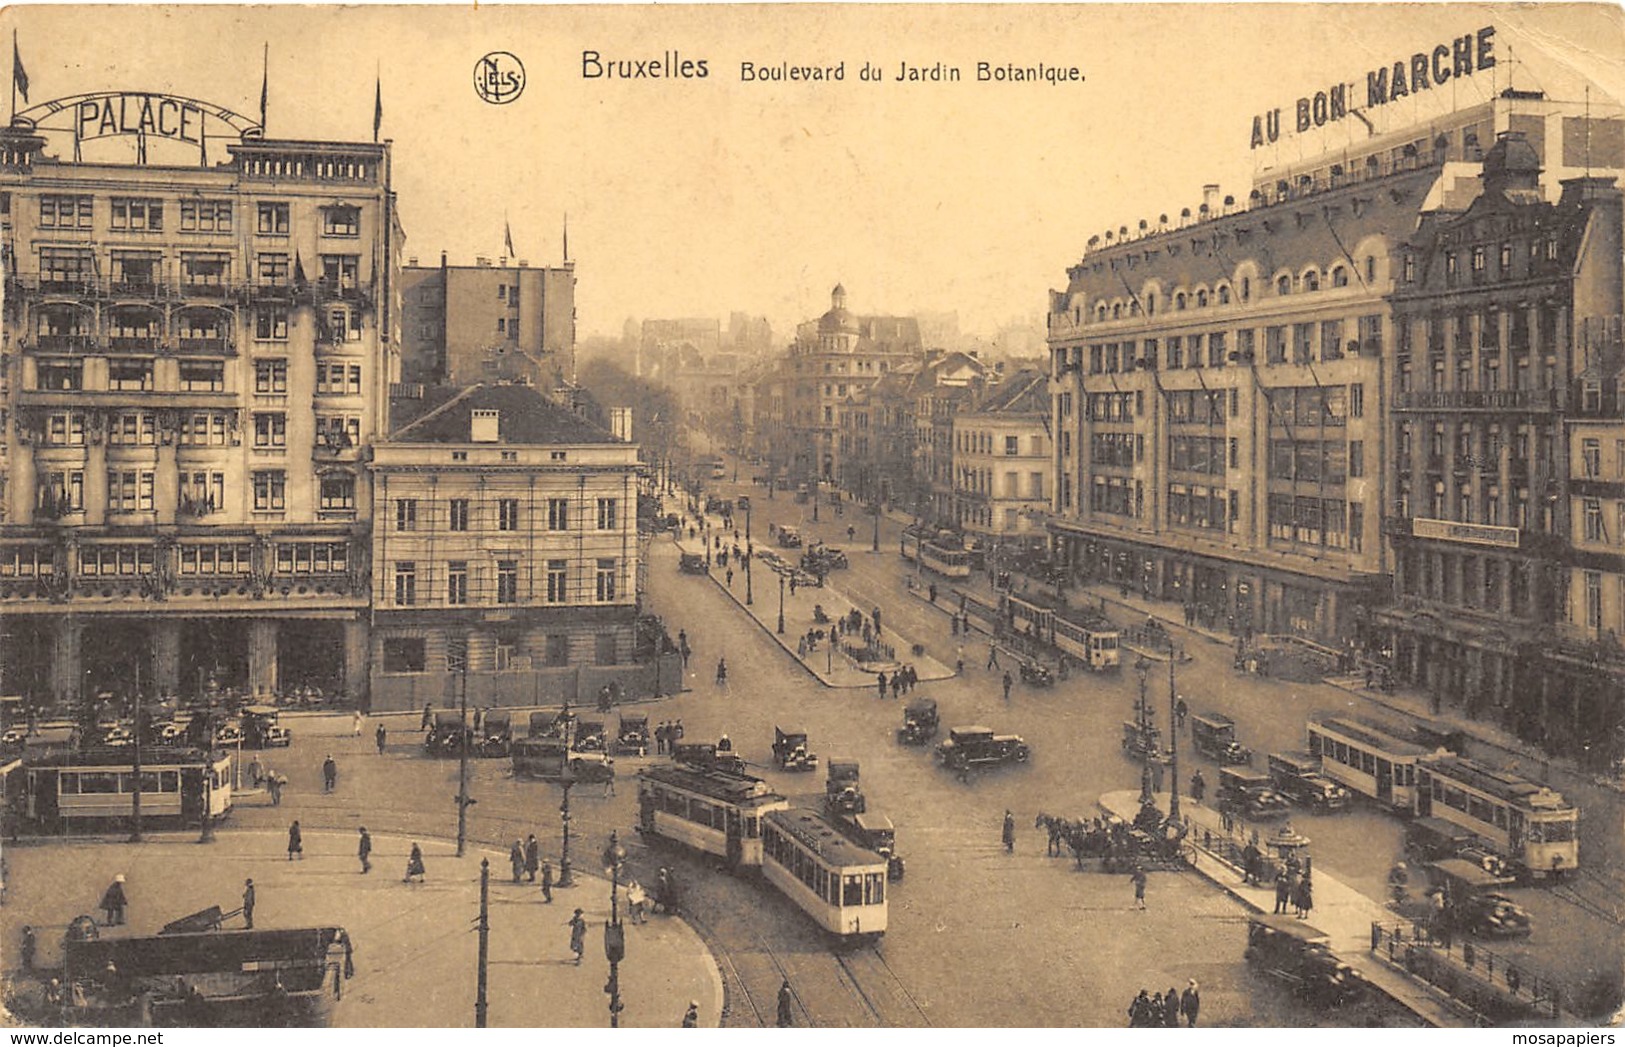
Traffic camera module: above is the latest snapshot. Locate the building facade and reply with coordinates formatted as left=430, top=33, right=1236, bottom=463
left=400, top=255, right=575, bottom=387
left=0, top=118, right=400, bottom=705
left=951, top=369, right=1049, bottom=548
left=370, top=383, right=643, bottom=709
left=1379, top=132, right=1625, bottom=767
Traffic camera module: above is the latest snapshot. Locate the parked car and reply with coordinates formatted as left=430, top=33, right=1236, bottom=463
left=1217, top=766, right=1291, bottom=819
left=1244, top=915, right=1364, bottom=1006
left=1190, top=711, right=1254, bottom=765
left=240, top=705, right=292, bottom=748
left=777, top=525, right=803, bottom=548
left=935, top=726, right=1030, bottom=770
left=836, top=811, right=905, bottom=881
left=1424, top=859, right=1531, bottom=939
left=1267, top=751, right=1350, bottom=812
left=679, top=553, right=708, bottom=574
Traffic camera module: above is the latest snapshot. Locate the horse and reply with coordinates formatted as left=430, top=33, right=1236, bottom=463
left=1034, top=812, right=1073, bottom=858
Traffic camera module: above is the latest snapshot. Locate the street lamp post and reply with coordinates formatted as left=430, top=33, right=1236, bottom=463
left=812, top=480, right=819, bottom=523
left=777, top=574, right=786, bottom=635
left=603, top=832, right=628, bottom=1028
left=1135, top=657, right=1154, bottom=805
left=872, top=500, right=880, bottom=553
left=1166, top=638, right=1181, bottom=822
left=746, top=553, right=753, bottom=606
left=557, top=733, right=577, bottom=888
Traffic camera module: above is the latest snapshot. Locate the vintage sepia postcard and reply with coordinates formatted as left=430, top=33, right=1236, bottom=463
left=0, top=1, right=1621, bottom=1031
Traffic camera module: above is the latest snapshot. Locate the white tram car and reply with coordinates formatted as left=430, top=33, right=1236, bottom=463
left=636, top=765, right=789, bottom=870
left=761, top=807, right=888, bottom=943
left=1305, top=717, right=1446, bottom=814
left=1416, top=756, right=1580, bottom=879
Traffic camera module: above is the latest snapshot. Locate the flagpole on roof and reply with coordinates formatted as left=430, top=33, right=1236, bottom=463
left=373, top=62, right=382, bottom=143
left=259, top=42, right=268, bottom=134
left=9, top=31, right=15, bottom=123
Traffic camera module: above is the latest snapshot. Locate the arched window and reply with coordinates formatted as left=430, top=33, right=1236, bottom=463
left=1217, top=286, right=1231, bottom=306
left=1365, top=257, right=1376, bottom=284
left=1175, top=293, right=1187, bottom=311
left=1131, top=300, right=1142, bottom=316
left=1146, top=294, right=1156, bottom=316
left=1303, top=270, right=1321, bottom=292
left=1196, top=289, right=1209, bottom=308
left=1330, top=266, right=1348, bottom=288
left=1097, top=304, right=1107, bottom=321
left=1112, top=303, right=1122, bottom=319
left=1276, top=274, right=1292, bottom=296
left=1240, top=278, right=1251, bottom=302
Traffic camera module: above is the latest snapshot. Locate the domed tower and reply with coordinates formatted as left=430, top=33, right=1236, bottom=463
left=1480, top=131, right=1542, bottom=198
left=818, top=283, right=859, bottom=352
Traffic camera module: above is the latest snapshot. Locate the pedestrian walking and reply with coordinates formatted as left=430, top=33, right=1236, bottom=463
left=1131, top=865, right=1148, bottom=910
left=404, top=842, right=426, bottom=883
left=955, top=644, right=965, bottom=676
left=1274, top=870, right=1292, bottom=915
left=352, top=710, right=363, bottom=737
left=986, top=643, right=1001, bottom=670
left=241, top=879, right=256, bottom=929
left=603, top=758, right=617, bottom=797
left=1190, top=770, right=1206, bottom=804
left=248, top=755, right=264, bottom=788
left=682, top=1001, right=699, bottom=1027
left=20, top=926, right=35, bottom=973
left=266, top=769, right=284, bottom=805
left=1180, top=980, right=1201, bottom=1027
left=510, top=840, right=526, bottom=883
left=726, top=567, right=734, bottom=588
left=541, top=860, right=554, bottom=903
left=890, top=675, right=901, bottom=700
left=568, top=908, right=587, bottom=965
left=777, top=979, right=794, bottom=1027
left=626, top=879, right=648, bottom=923
left=322, top=754, right=337, bottom=793
left=1295, top=874, right=1314, bottom=919
left=1002, top=809, right=1016, bottom=853
left=375, top=724, right=387, bottom=755
left=678, top=631, right=691, bottom=670
left=525, top=834, right=540, bottom=882
left=876, top=671, right=888, bottom=699
left=420, top=703, right=433, bottom=731
left=100, top=876, right=128, bottom=925
left=1002, top=671, right=1013, bottom=702
left=1128, top=989, right=1151, bottom=1027
left=1164, top=986, right=1181, bottom=1027
left=358, top=827, right=372, bottom=874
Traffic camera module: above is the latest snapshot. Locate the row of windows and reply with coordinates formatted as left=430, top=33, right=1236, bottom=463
left=1085, top=262, right=1380, bottom=325
left=1268, top=439, right=1357, bottom=485
left=645, top=783, right=760, bottom=837
left=35, top=358, right=226, bottom=393
left=35, top=196, right=359, bottom=237
left=31, top=469, right=355, bottom=517
left=1398, top=548, right=1536, bottom=617
left=382, top=632, right=617, bottom=674
left=1314, top=734, right=1418, bottom=788
left=763, top=824, right=885, bottom=908
left=1266, top=495, right=1363, bottom=551
left=953, top=469, right=1044, bottom=499
left=391, top=558, right=621, bottom=606
left=393, top=496, right=620, bottom=533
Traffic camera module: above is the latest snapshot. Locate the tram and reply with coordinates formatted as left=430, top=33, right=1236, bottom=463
left=1415, top=756, right=1579, bottom=879
left=21, top=746, right=232, bottom=831
left=920, top=540, right=973, bottom=579
left=1053, top=615, right=1122, bottom=672
left=636, top=765, right=790, bottom=870
left=761, top=807, right=888, bottom=942
left=1305, top=718, right=1448, bottom=814
left=899, top=526, right=927, bottom=563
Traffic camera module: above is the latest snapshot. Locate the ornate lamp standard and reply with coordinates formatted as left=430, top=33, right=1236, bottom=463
left=1165, top=636, right=1181, bottom=822
left=871, top=498, right=881, bottom=553
left=556, top=698, right=577, bottom=888
left=1134, top=656, right=1154, bottom=805
left=746, top=550, right=754, bottom=606
left=602, top=832, right=628, bottom=1027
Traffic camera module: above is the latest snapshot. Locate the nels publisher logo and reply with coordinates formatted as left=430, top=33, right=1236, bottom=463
left=474, top=52, right=526, bottom=105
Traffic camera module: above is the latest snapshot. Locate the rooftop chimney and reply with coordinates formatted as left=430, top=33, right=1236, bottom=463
left=610, top=406, right=633, bottom=442
left=470, top=408, right=500, bottom=443
left=408, top=256, right=418, bottom=267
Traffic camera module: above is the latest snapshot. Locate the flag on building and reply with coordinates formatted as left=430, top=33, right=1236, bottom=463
left=504, top=218, right=516, bottom=259
left=258, top=44, right=268, bottom=130
left=12, top=33, right=29, bottom=105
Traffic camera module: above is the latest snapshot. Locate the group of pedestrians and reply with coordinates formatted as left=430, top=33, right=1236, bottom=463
left=874, top=666, right=919, bottom=699
left=653, top=720, right=686, bottom=754
left=1126, top=981, right=1201, bottom=1027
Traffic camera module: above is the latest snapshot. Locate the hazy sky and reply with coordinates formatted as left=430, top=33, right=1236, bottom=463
left=7, top=4, right=1623, bottom=341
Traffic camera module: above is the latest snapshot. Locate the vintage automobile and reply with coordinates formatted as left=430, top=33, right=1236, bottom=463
left=776, top=525, right=804, bottom=548
left=1405, top=816, right=1479, bottom=865
left=801, top=543, right=848, bottom=572
left=837, top=810, right=905, bottom=881
left=1424, top=858, right=1531, bottom=939
left=736, top=496, right=752, bottom=511
left=512, top=737, right=614, bottom=782
left=1190, top=711, right=1254, bottom=765
left=705, top=496, right=729, bottom=515
left=1121, top=720, right=1163, bottom=760
left=678, top=553, right=709, bottom=575
left=476, top=711, right=512, bottom=758
left=1217, top=766, right=1292, bottom=819
left=573, top=718, right=609, bottom=754
left=240, top=705, right=292, bottom=749
left=935, top=725, right=1030, bottom=770
left=672, top=742, right=747, bottom=776
left=897, top=697, right=940, bottom=745
left=772, top=727, right=818, bottom=772
left=825, top=759, right=866, bottom=814
left=424, top=711, right=469, bottom=757
left=1266, top=751, right=1350, bottom=812
left=1244, top=914, right=1364, bottom=1006
left=1018, top=660, right=1055, bottom=687
left=615, top=714, right=651, bottom=756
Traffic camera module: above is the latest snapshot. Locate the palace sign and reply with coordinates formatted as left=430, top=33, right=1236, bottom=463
left=76, top=93, right=206, bottom=144
left=1251, top=25, right=1497, bottom=150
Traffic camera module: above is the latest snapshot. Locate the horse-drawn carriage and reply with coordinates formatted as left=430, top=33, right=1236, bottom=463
left=1037, top=805, right=1196, bottom=872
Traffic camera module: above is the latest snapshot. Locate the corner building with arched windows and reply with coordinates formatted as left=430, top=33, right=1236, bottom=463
left=1047, top=87, right=1624, bottom=656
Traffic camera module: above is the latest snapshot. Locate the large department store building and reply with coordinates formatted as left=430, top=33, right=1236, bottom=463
left=0, top=91, right=402, bottom=704
left=1047, top=53, right=1625, bottom=761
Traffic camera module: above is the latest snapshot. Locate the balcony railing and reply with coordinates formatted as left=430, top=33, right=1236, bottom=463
left=107, top=335, right=161, bottom=353
left=107, top=279, right=166, bottom=298
left=175, top=337, right=235, bottom=355
left=33, top=333, right=96, bottom=353
left=180, top=281, right=233, bottom=299
left=1393, top=389, right=1556, bottom=412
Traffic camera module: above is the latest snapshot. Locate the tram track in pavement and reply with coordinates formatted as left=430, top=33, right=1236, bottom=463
left=1549, top=871, right=1622, bottom=926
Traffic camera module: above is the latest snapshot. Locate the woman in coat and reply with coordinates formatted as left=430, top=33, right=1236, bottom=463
left=287, top=821, right=303, bottom=861
left=404, top=843, right=426, bottom=883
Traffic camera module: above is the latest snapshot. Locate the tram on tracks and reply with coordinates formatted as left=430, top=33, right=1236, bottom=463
left=20, top=746, right=232, bottom=831
left=1052, top=615, right=1122, bottom=671
left=636, top=765, right=789, bottom=870
left=1415, top=756, right=1579, bottom=880
left=1305, top=717, right=1446, bottom=815
left=920, top=540, right=973, bottom=579
left=761, top=807, right=888, bottom=943
left=899, top=526, right=927, bottom=563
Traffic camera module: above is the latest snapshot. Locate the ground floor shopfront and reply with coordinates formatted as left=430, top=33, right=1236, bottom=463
left=1048, top=522, right=1385, bottom=646
left=368, top=605, right=678, bottom=712
left=0, top=609, right=368, bottom=707
left=1375, top=603, right=1625, bottom=771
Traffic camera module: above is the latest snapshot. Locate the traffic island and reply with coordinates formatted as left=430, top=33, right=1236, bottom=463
left=0, top=830, right=723, bottom=1029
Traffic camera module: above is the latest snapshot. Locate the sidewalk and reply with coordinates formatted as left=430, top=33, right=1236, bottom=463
left=1097, top=790, right=1467, bottom=1028
left=0, top=831, right=723, bottom=1028
left=673, top=533, right=952, bottom=690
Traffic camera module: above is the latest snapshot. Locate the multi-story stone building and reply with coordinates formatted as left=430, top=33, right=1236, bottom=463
left=370, top=382, right=643, bottom=709
left=951, top=369, right=1050, bottom=549
left=1380, top=132, right=1624, bottom=766
left=910, top=351, right=987, bottom=524
left=0, top=114, right=400, bottom=705
left=400, top=254, right=574, bottom=387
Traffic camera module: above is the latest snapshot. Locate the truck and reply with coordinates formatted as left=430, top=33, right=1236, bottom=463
left=1190, top=711, right=1254, bottom=765
left=1266, top=751, right=1351, bottom=812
